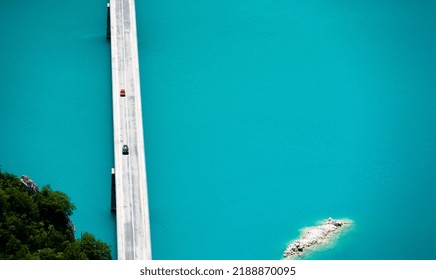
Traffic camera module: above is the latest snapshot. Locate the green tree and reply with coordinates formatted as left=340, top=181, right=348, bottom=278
left=64, top=233, right=111, bottom=260
left=0, top=169, right=112, bottom=259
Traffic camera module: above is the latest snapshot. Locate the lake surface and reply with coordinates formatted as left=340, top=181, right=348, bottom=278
left=0, top=0, right=116, bottom=256
left=1, top=0, right=435, bottom=259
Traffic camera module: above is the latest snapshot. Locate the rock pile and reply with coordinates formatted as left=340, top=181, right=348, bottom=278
left=283, top=217, right=352, bottom=259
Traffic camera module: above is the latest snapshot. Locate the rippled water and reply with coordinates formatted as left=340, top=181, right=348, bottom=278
left=0, top=0, right=116, bottom=256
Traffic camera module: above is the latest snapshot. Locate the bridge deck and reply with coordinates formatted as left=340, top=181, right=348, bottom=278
left=109, top=0, right=152, bottom=260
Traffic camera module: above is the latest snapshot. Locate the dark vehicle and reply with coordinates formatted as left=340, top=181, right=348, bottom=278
left=122, top=145, right=129, bottom=155
left=120, top=89, right=126, bottom=97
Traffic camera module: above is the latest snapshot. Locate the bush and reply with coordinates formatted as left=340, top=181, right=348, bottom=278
left=0, top=169, right=111, bottom=260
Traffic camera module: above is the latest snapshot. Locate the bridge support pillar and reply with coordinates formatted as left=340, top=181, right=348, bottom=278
left=106, top=3, right=111, bottom=40
left=111, top=168, right=116, bottom=213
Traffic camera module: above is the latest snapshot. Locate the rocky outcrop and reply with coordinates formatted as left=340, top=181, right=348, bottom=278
left=283, top=217, right=352, bottom=259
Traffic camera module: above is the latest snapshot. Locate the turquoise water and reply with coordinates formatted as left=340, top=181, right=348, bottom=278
left=1, top=0, right=436, bottom=260
left=137, top=0, right=436, bottom=259
left=0, top=0, right=116, bottom=256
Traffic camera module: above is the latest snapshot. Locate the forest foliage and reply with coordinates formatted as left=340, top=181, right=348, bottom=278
left=0, top=170, right=111, bottom=259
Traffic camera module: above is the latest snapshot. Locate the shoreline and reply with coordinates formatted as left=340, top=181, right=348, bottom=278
left=283, top=217, right=353, bottom=259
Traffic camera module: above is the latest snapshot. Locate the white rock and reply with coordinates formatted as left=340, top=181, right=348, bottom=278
left=283, top=218, right=352, bottom=259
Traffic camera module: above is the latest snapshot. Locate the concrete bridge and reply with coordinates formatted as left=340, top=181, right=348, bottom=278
left=108, top=0, right=152, bottom=260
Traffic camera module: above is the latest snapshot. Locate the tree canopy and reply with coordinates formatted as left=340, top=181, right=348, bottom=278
left=0, top=170, right=111, bottom=259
